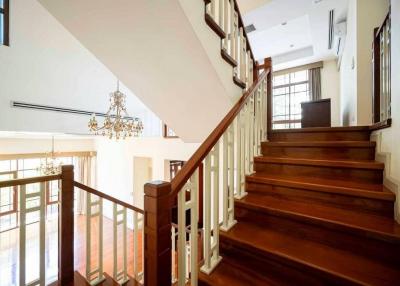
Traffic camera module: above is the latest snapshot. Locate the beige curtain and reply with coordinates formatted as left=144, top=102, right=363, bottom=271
left=308, top=67, right=322, bottom=101
left=76, top=156, right=96, bottom=214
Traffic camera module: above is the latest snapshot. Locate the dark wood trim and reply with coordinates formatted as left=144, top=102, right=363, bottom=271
left=204, top=12, right=226, bottom=39
left=372, top=27, right=381, bottom=123
left=221, top=48, right=237, bottom=67
left=171, top=68, right=270, bottom=196
left=265, top=58, right=273, bottom=135
left=3, top=0, right=9, bottom=46
left=73, top=181, right=144, bottom=214
left=163, top=123, right=178, bottom=139
left=59, top=165, right=74, bottom=284
left=369, top=118, right=392, bottom=131
left=0, top=174, right=61, bottom=188
left=233, top=76, right=246, bottom=89
left=144, top=181, right=172, bottom=286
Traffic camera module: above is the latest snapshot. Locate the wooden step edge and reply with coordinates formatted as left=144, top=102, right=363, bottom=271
left=245, top=175, right=395, bottom=201
left=269, top=126, right=371, bottom=133
left=221, top=49, right=237, bottom=67
left=235, top=200, right=400, bottom=243
left=261, top=141, right=376, bottom=148
left=204, top=13, right=226, bottom=39
left=220, top=231, right=368, bottom=286
left=254, top=156, right=385, bottom=170
left=233, top=76, right=246, bottom=89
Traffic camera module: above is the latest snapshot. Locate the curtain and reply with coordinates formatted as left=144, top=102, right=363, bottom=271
left=308, top=67, right=322, bottom=101
left=76, top=156, right=96, bottom=214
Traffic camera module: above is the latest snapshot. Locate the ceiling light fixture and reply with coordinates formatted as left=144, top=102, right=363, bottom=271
left=39, top=136, right=61, bottom=175
left=281, top=22, right=287, bottom=26
left=88, top=81, right=144, bottom=140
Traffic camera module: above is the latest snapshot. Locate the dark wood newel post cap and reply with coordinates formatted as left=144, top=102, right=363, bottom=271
left=144, top=181, right=171, bottom=197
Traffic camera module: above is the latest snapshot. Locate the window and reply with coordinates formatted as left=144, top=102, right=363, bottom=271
left=272, top=70, right=310, bottom=129
left=0, top=0, right=9, bottom=46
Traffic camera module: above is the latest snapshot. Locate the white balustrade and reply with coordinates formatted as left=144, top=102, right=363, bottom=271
left=206, top=0, right=256, bottom=90
left=173, top=76, right=268, bottom=285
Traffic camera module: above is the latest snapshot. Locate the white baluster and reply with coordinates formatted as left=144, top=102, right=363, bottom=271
left=177, top=171, right=199, bottom=286
left=113, top=204, right=128, bottom=284
left=201, top=146, right=222, bottom=275
left=210, top=0, right=216, bottom=20
left=221, top=125, right=237, bottom=231
left=171, top=225, right=177, bottom=283
left=134, top=212, right=144, bottom=283
left=219, top=0, right=224, bottom=28
left=222, top=0, right=229, bottom=51
left=240, top=28, right=246, bottom=83
left=86, top=194, right=105, bottom=285
left=19, top=183, right=46, bottom=286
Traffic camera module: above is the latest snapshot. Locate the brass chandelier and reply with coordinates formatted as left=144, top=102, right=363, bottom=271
left=88, top=81, right=144, bottom=140
left=39, top=136, right=61, bottom=175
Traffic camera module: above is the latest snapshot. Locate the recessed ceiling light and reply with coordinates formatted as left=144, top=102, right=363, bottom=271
left=281, top=22, right=287, bottom=26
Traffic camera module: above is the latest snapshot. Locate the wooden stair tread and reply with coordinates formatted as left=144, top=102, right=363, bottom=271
left=221, top=222, right=400, bottom=285
left=270, top=126, right=370, bottom=133
left=246, top=173, right=395, bottom=200
left=255, top=156, right=384, bottom=170
left=199, top=258, right=276, bottom=286
left=236, top=194, right=400, bottom=242
left=262, top=141, right=376, bottom=147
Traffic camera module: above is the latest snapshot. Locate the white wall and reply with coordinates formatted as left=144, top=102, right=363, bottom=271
left=340, top=0, right=357, bottom=126
left=340, top=0, right=389, bottom=126
left=0, top=0, right=161, bottom=137
left=321, top=60, right=341, bottom=126
left=373, top=0, right=400, bottom=221
left=38, top=0, right=238, bottom=143
left=95, top=138, right=200, bottom=209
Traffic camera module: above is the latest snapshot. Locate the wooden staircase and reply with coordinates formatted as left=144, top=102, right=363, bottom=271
left=199, top=126, right=400, bottom=286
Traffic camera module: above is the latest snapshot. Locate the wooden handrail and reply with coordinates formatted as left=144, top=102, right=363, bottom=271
left=170, top=68, right=270, bottom=196
left=73, top=181, right=144, bottom=214
left=0, top=174, right=61, bottom=188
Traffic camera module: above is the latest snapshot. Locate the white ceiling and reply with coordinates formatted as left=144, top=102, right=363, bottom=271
left=241, top=0, right=349, bottom=70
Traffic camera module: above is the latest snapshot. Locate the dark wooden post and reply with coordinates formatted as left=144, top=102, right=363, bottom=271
left=372, top=27, right=380, bottom=123
left=264, top=57, right=273, bottom=135
left=144, top=181, right=172, bottom=286
left=59, top=165, right=75, bottom=284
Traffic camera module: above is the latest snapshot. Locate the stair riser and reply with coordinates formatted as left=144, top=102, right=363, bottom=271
left=269, top=132, right=370, bottom=142
left=220, top=237, right=360, bottom=286
left=254, top=162, right=383, bottom=184
left=235, top=204, right=400, bottom=265
left=261, top=146, right=375, bottom=160
left=246, top=182, right=394, bottom=217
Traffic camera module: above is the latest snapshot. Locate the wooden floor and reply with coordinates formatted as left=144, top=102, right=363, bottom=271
left=199, top=127, right=400, bottom=286
left=0, top=214, right=143, bottom=286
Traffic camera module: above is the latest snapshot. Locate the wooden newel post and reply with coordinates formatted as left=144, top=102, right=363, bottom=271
left=144, top=181, right=172, bottom=286
left=59, top=165, right=75, bottom=284
left=264, top=57, right=273, bottom=135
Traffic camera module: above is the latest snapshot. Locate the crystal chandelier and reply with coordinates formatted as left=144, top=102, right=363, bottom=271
left=39, top=136, right=61, bottom=175
left=88, top=81, right=144, bottom=140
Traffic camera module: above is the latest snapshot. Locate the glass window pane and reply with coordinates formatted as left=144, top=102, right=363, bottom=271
left=0, top=0, right=4, bottom=9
